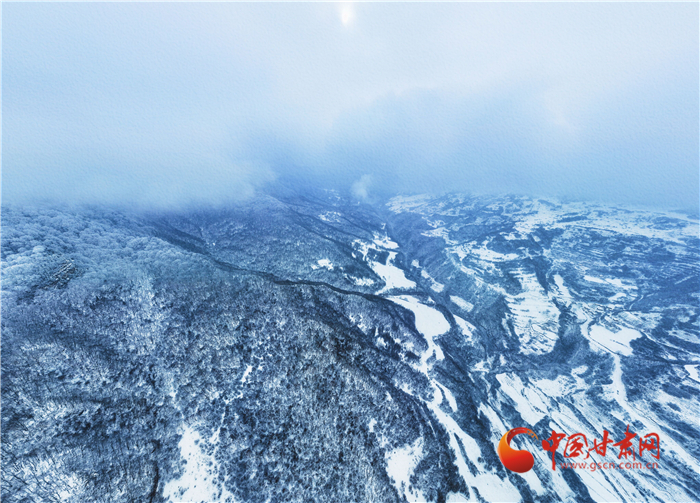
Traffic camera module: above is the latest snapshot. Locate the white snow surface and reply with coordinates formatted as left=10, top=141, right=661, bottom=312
left=496, top=373, right=549, bottom=425
left=240, top=364, right=253, bottom=384
left=506, top=268, right=559, bottom=355
left=389, top=295, right=448, bottom=378
left=420, top=269, right=445, bottom=292
left=553, top=274, right=573, bottom=301
left=388, top=296, right=450, bottom=339
left=311, top=258, right=334, bottom=270
left=164, top=425, right=234, bottom=503
left=373, top=254, right=416, bottom=292
left=382, top=195, right=700, bottom=502
left=387, top=293, right=520, bottom=502
left=347, top=276, right=374, bottom=286
left=318, top=211, right=341, bottom=223
left=453, top=315, right=475, bottom=343
left=445, top=492, right=470, bottom=502
left=354, top=239, right=415, bottom=293
left=427, top=380, right=521, bottom=502
left=486, top=355, right=700, bottom=503
left=373, top=234, right=399, bottom=250
left=385, top=437, right=426, bottom=503
left=685, top=364, right=700, bottom=383
left=388, top=194, right=699, bottom=245
left=421, top=227, right=456, bottom=245
left=584, top=275, right=636, bottom=291
left=368, top=418, right=377, bottom=433
left=436, top=381, right=458, bottom=412
left=588, top=325, right=642, bottom=357
left=449, top=296, right=473, bottom=312
left=467, top=242, right=519, bottom=262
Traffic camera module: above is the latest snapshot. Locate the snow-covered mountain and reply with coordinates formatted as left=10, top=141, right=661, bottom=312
left=2, top=193, right=698, bottom=502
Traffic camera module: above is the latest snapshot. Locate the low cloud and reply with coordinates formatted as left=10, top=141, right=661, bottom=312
left=3, top=2, right=697, bottom=211
left=351, top=175, right=373, bottom=201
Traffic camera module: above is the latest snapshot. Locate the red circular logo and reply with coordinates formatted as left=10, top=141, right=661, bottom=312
left=498, top=427, right=538, bottom=473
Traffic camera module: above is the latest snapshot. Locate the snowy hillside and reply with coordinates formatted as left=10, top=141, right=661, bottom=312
left=2, top=193, right=698, bottom=502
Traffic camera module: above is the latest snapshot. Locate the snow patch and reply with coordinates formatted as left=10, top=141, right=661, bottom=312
left=450, top=296, right=473, bottom=312
left=386, top=194, right=433, bottom=214
left=311, top=258, right=334, bottom=271
left=588, top=325, right=642, bottom=357
left=374, top=255, right=415, bottom=292
left=388, top=295, right=448, bottom=372
left=584, top=275, right=636, bottom=291
left=553, top=274, right=572, bottom=301
left=57, top=474, right=82, bottom=501
left=496, top=373, right=548, bottom=424
left=421, top=227, right=456, bottom=245
left=685, top=364, right=700, bottom=383
left=164, top=425, right=234, bottom=503
left=319, top=211, right=341, bottom=223
left=436, top=381, right=458, bottom=412
left=463, top=241, right=519, bottom=262
left=427, top=380, right=520, bottom=502
left=347, top=276, right=374, bottom=286
left=421, top=269, right=445, bottom=293
left=354, top=239, right=415, bottom=293
left=240, top=365, right=253, bottom=384
left=373, top=234, right=399, bottom=250
left=609, top=292, right=626, bottom=302
left=388, top=296, right=449, bottom=339
left=473, top=360, right=488, bottom=372
left=385, top=437, right=425, bottom=503
left=584, top=275, right=606, bottom=284
left=454, top=315, right=475, bottom=343
left=506, top=269, right=559, bottom=355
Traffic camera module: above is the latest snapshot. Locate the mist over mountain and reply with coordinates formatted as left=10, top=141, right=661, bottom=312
left=3, top=2, right=698, bottom=212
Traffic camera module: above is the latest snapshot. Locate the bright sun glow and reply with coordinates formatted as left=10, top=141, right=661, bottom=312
left=340, top=4, right=354, bottom=26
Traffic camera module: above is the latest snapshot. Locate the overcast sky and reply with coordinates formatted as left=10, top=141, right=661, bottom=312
left=3, top=2, right=698, bottom=211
